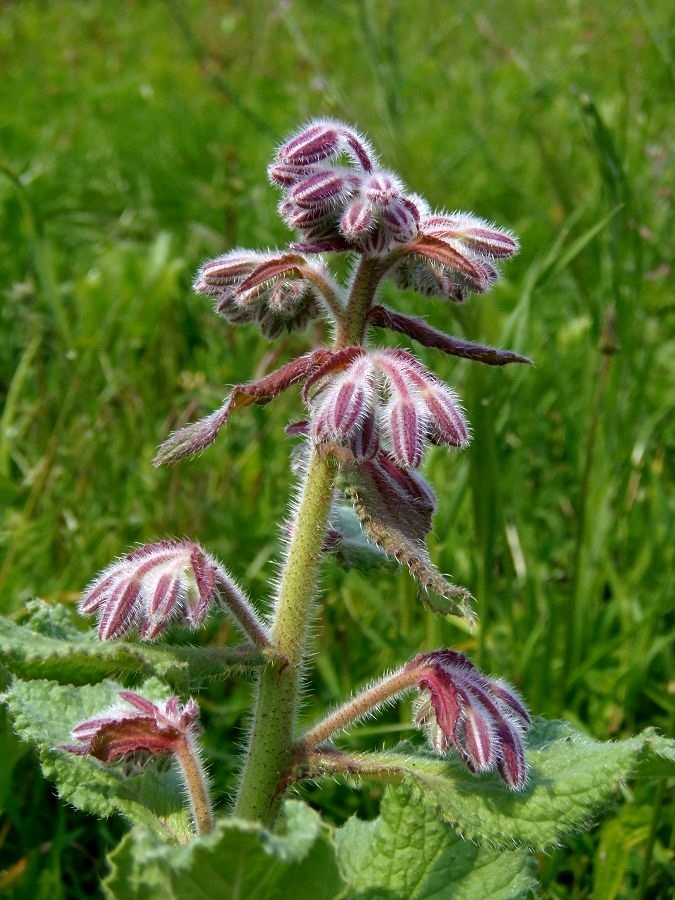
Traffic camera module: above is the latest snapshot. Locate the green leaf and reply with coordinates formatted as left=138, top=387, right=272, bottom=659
left=0, top=601, right=267, bottom=690
left=103, top=799, right=345, bottom=899
left=2, top=677, right=192, bottom=840
left=305, top=720, right=675, bottom=850
left=336, top=785, right=536, bottom=899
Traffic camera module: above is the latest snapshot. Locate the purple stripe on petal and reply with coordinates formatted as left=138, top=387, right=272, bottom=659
left=98, top=579, right=142, bottom=641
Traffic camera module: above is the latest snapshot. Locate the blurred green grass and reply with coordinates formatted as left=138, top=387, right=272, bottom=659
left=1, top=0, right=673, bottom=896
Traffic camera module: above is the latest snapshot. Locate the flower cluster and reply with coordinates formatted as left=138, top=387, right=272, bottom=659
left=268, top=119, right=519, bottom=304
left=269, top=119, right=421, bottom=255
left=80, top=540, right=226, bottom=640
left=193, top=250, right=325, bottom=338
left=305, top=346, right=469, bottom=468
left=408, top=650, right=531, bottom=790
left=60, top=691, right=200, bottom=764
left=392, top=210, right=519, bottom=302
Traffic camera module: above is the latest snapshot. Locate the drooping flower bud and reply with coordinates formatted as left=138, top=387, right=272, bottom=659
left=307, top=348, right=469, bottom=468
left=61, top=691, right=201, bottom=763
left=61, top=692, right=215, bottom=835
left=409, top=650, right=531, bottom=790
left=278, top=121, right=343, bottom=166
left=80, top=540, right=256, bottom=642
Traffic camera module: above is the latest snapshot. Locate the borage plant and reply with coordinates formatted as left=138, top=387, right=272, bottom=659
left=2, top=121, right=672, bottom=898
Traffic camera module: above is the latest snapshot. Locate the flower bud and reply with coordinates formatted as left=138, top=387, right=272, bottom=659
left=289, top=169, right=356, bottom=211
left=409, top=649, right=531, bottom=790
left=278, top=121, right=342, bottom=166
left=61, top=691, right=201, bottom=763
left=339, top=198, right=374, bottom=240
left=80, top=540, right=225, bottom=640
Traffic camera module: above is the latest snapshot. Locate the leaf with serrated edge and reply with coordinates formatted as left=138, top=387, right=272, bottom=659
left=0, top=604, right=266, bottom=690
left=338, top=462, right=474, bottom=622
left=305, top=720, right=675, bottom=850
left=336, top=784, right=535, bottom=899
left=103, top=799, right=344, bottom=900
left=2, top=677, right=192, bottom=840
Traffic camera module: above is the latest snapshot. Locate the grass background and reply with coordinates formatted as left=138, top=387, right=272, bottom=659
left=0, top=0, right=672, bottom=895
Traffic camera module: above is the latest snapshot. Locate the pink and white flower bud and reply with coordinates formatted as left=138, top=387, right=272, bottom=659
left=362, top=171, right=403, bottom=209
left=381, top=196, right=420, bottom=243
left=422, top=212, right=519, bottom=259
left=339, top=198, right=374, bottom=240
left=308, top=348, right=469, bottom=467
left=80, top=540, right=227, bottom=641
left=289, top=169, right=356, bottom=210
left=267, top=162, right=314, bottom=187
left=408, top=649, right=531, bottom=790
left=310, top=356, right=375, bottom=443
left=60, top=691, right=201, bottom=763
left=193, top=251, right=263, bottom=295
left=386, top=398, right=427, bottom=468
left=341, top=128, right=377, bottom=172
left=350, top=405, right=380, bottom=460
left=278, top=121, right=342, bottom=166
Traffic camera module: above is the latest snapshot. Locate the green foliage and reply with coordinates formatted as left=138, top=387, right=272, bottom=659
left=336, top=785, right=536, bottom=899
left=103, top=800, right=344, bottom=900
left=0, top=600, right=267, bottom=690
left=314, top=721, right=674, bottom=849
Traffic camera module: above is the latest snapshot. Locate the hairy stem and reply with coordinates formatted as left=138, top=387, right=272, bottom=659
left=174, top=734, right=214, bottom=836
left=216, top=570, right=272, bottom=648
left=234, top=255, right=378, bottom=825
left=297, top=665, right=420, bottom=751
left=337, top=255, right=384, bottom=346
left=233, top=452, right=336, bottom=823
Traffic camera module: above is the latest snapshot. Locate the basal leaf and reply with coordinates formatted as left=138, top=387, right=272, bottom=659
left=305, top=719, right=674, bottom=850
left=336, top=784, right=536, bottom=899
left=104, top=799, right=344, bottom=900
left=2, top=677, right=192, bottom=840
left=0, top=601, right=267, bottom=690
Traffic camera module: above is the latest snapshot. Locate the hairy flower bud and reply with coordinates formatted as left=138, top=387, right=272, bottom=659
left=60, top=691, right=201, bottom=763
left=80, top=540, right=230, bottom=640
left=307, top=348, right=469, bottom=467
left=409, top=650, right=531, bottom=790
left=279, top=121, right=342, bottom=166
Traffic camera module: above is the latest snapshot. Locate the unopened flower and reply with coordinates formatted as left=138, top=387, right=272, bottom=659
left=305, top=347, right=469, bottom=468
left=61, top=692, right=215, bottom=835
left=194, top=249, right=324, bottom=337
left=392, top=211, right=518, bottom=302
left=408, top=650, right=531, bottom=790
left=61, top=691, right=200, bottom=763
left=80, top=540, right=242, bottom=641
left=269, top=120, right=423, bottom=255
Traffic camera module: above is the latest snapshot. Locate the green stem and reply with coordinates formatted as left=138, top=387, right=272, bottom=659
left=337, top=255, right=383, bottom=346
left=175, top=734, right=214, bottom=836
left=233, top=452, right=336, bottom=823
left=234, top=255, right=382, bottom=825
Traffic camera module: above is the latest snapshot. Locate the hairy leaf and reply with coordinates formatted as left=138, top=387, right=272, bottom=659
left=338, top=459, right=474, bottom=622
left=0, top=603, right=266, bottom=691
left=302, top=719, right=675, bottom=850
left=2, top=678, right=192, bottom=840
left=103, top=800, right=344, bottom=899
left=154, top=350, right=332, bottom=465
left=323, top=506, right=394, bottom=573
left=336, top=784, right=536, bottom=899
left=368, top=305, right=532, bottom=366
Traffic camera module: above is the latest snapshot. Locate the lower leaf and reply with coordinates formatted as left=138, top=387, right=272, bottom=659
left=336, top=784, right=536, bottom=899
left=103, top=800, right=344, bottom=900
